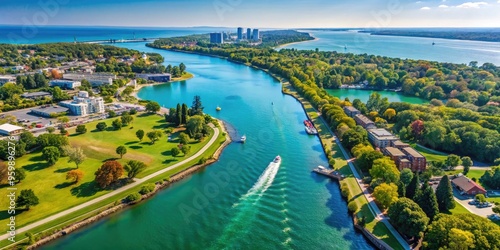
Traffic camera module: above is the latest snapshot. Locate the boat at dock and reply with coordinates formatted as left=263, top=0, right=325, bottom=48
left=240, top=135, right=246, bottom=143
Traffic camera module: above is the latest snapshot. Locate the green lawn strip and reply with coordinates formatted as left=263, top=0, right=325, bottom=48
left=413, top=144, right=448, bottom=162
left=448, top=200, right=471, bottom=215
left=0, top=130, right=226, bottom=248
left=0, top=114, right=218, bottom=230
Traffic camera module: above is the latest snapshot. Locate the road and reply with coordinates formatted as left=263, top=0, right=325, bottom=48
left=0, top=125, right=220, bottom=242
left=318, top=116, right=411, bottom=250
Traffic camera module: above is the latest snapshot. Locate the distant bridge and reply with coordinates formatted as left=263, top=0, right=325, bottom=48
left=79, top=38, right=160, bottom=44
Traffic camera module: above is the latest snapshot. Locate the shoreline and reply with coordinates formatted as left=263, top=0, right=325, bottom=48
left=275, top=35, right=319, bottom=49
left=22, top=119, right=231, bottom=249
left=131, top=72, right=194, bottom=99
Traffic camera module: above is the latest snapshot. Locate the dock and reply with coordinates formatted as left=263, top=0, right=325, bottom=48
left=312, top=167, right=344, bottom=181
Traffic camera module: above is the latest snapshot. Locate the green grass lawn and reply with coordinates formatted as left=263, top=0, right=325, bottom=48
left=449, top=201, right=471, bottom=214
left=0, top=113, right=216, bottom=229
left=414, top=144, right=448, bottom=162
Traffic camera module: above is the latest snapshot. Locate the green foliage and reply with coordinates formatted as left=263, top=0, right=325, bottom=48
left=186, top=116, right=206, bottom=137
left=347, top=201, right=358, bottom=213
left=435, top=175, right=455, bottom=212
left=121, top=114, right=134, bottom=126
left=178, top=132, right=190, bottom=145
left=145, top=101, right=161, bottom=113
left=446, top=154, right=462, bottom=170
left=475, top=194, right=486, bottom=203
left=480, top=167, right=500, bottom=189
left=198, top=157, right=208, bottom=165
left=17, top=189, right=40, bottom=210
left=63, top=146, right=86, bottom=168
left=124, top=160, right=147, bottom=179
left=136, top=129, right=145, bottom=141
left=406, top=174, right=420, bottom=200
left=42, top=146, right=60, bottom=166
left=423, top=214, right=500, bottom=249
left=116, top=145, right=127, bottom=158
left=96, top=122, right=107, bottom=131
left=171, top=147, right=181, bottom=157
left=373, top=183, right=399, bottom=210
left=112, top=119, right=122, bottom=130
left=462, top=156, right=472, bottom=175
left=400, top=168, right=414, bottom=187
left=146, top=130, right=163, bottom=144
left=190, top=95, right=204, bottom=116
left=356, top=149, right=384, bottom=172
left=369, top=157, right=400, bottom=185
left=76, top=124, right=87, bottom=134
left=139, top=183, right=156, bottom=195
left=388, top=198, right=429, bottom=239
left=415, top=183, right=440, bottom=221
left=14, top=168, right=26, bottom=183
left=126, top=193, right=142, bottom=203
left=181, top=145, right=191, bottom=156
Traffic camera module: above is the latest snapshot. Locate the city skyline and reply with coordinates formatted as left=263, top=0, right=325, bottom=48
left=1, top=0, right=500, bottom=28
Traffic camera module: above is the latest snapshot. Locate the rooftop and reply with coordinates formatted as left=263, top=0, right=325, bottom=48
left=355, top=114, right=375, bottom=124
left=31, top=106, right=69, bottom=114
left=343, top=106, right=359, bottom=112
left=393, top=140, right=410, bottom=146
left=0, top=123, right=24, bottom=132
left=384, top=147, right=406, bottom=157
left=452, top=175, right=486, bottom=193
left=368, top=128, right=396, bottom=138
left=21, top=92, right=52, bottom=98
left=402, top=147, right=425, bottom=158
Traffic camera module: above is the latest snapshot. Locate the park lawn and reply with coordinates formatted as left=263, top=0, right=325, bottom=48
left=466, top=169, right=487, bottom=182
left=449, top=201, right=471, bottom=214
left=0, top=113, right=214, bottom=229
left=414, top=144, right=448, bottom=162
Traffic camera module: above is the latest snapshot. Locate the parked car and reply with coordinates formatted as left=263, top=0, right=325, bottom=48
left=487, top=214, right=500, bottom=221
left=469, top=200, right=478, bottom=205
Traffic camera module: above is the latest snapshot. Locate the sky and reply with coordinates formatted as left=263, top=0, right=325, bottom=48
left=0, top=0, right=499, bottom=28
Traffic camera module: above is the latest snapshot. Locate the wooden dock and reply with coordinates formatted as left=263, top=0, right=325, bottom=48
left=312, top=168, right=344, bottom=181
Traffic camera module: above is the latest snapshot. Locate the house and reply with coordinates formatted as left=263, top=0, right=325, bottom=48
left=0, top=123, right=25, bottom=136
left=367, top=128, right=399, bottom=149
left=354, top=114, right=376, bottom=129
left=451, top=175, right=486, bottom=195
left=383, top=147, right=407, bottom=168
left=401, top=147, right=427, bottom=172
left=343, top=106, right=361, bottom=117
left=0, top=76, right=16, bottom=86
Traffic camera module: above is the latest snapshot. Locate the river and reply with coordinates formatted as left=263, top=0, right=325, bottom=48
left=42, top=43, right=373, bottom=249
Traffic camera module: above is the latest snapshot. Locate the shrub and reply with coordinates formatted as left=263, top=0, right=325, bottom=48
left=198, top=157, right=207, bottom=165
left=126, top=193, right=142, bottom=203
left=341, top=183, right=350, bottom=198
left=348, top=201, right=358, bottom=213
left=139, top=183, right=156, bottom=195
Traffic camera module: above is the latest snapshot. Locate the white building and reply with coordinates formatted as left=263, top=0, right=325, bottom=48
left=63, top=73, right=116, bottom=86
left=0, top=123, right=25, bottom=136
left=49, top=80, right=82, bottom=89
left=59, top=91, right=105, bottom=116
left=0, top=76, right=16, bottom=86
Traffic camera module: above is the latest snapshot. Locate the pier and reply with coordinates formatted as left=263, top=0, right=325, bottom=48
left=312, top=167, right=344, bottom=181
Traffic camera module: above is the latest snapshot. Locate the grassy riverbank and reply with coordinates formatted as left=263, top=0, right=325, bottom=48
left=0, top=114, right=228, bottom=248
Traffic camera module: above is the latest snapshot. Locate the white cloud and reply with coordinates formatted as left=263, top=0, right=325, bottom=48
left=439, top=4, right=449, bottom=8
left=420, top=6, right=431, bottom=10
left=456, top=2, right=488, bottom=8
left=416, top=1, right=422, bottom=3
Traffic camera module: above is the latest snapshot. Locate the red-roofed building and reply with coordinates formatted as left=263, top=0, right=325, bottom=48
left=451, top=175, right=486, bottom=195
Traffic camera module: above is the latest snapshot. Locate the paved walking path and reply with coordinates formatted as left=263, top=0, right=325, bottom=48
left=319, top=116, right=411, bottom=250
left=0, top=125, right=220, bottom=242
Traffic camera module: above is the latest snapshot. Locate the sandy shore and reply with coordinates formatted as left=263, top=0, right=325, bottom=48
left=276, top=33, right=319, bottom=49
left=131, top=73, right=195, bottom=99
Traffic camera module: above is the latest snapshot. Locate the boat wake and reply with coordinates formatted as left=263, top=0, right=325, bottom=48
left=211, top=157, right=282, bottom=249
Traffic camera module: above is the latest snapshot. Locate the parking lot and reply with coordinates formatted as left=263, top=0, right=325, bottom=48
left=453, top=189, right=494, bottom=218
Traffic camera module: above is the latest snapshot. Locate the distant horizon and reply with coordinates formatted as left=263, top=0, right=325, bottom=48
left=0, top=24, right=499, bottom=30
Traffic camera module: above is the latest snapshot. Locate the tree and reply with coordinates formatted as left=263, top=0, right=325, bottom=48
left=369, top=157, right=400, bottom=185
left=126, top=193, right=142, bottom=203
left=178, top=132, right=190, bottom=145
left=480, top=167, right=500, bottom=189
left=328, top=158, right=336, bottom=168
left=124, top=160, right=147, bottom=179
left=116, top=145, right=127, bottom=159
left=112, top=119, right=122, bottom=130
left=181, top=145, right=191, bottom=156
left=383, top=108, right=396, bottom=121
left=13, top=168, right=26, bottom=183
left=179, top=62, right=186, bottom=74
left=445, top=154, right=462, bottom=170
left=62, top=146, right=86, bottom=168
left=415, top=183, right=439, bottom=221
left=95, top=161, right=124, bottom=189
left=171, top=147, right=180, bottom=157
left=461, top=156, right=473, bottom=175
left=147, top=131, right=162, bottom=144
left=373, top=183, right=399, bottom=210
left=400, top=168, right=414, bottom=187
left=42, top=146, right=60, bottom=166
left=17, top=189, right=39, bottom=210
left=76, top=124, right=87, bottom=134
left=121, top=114, right=134, bottom=126
left=190, top=95, right=204, bottom=116
left=136, top=129, right=145, bottom=141
left=411, top=120, right=424, bottom=140
left=66, top=169, right=84, bottom=183
left=356, top=150, right=384, bottom=172
left=46, top=127, right=56, bottom=134
left=145, top=101, right=160, bottom=113
left=341, top=130, right=365, bottom=150
left=397, top=181, right=406, bottom=197
left=448, top=228, right=475, bottom=250
left=493, top=206, right=500, bottom=215
left=435, top=175, right=455, bottom=212
left=406, top=174, right=420, bottom=199
left=494, top=158, right=500, bottom=166
left=19, top=131, right=37, bottom=150
left=96, top=122, right=107, bottom=131
left=388, top=198, right=429, bottom=239
left=181, top=103, right=189, bottom=124
left=475, top=194, right=486, bottom=203
left=186, top=115, right=205, bottom=137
